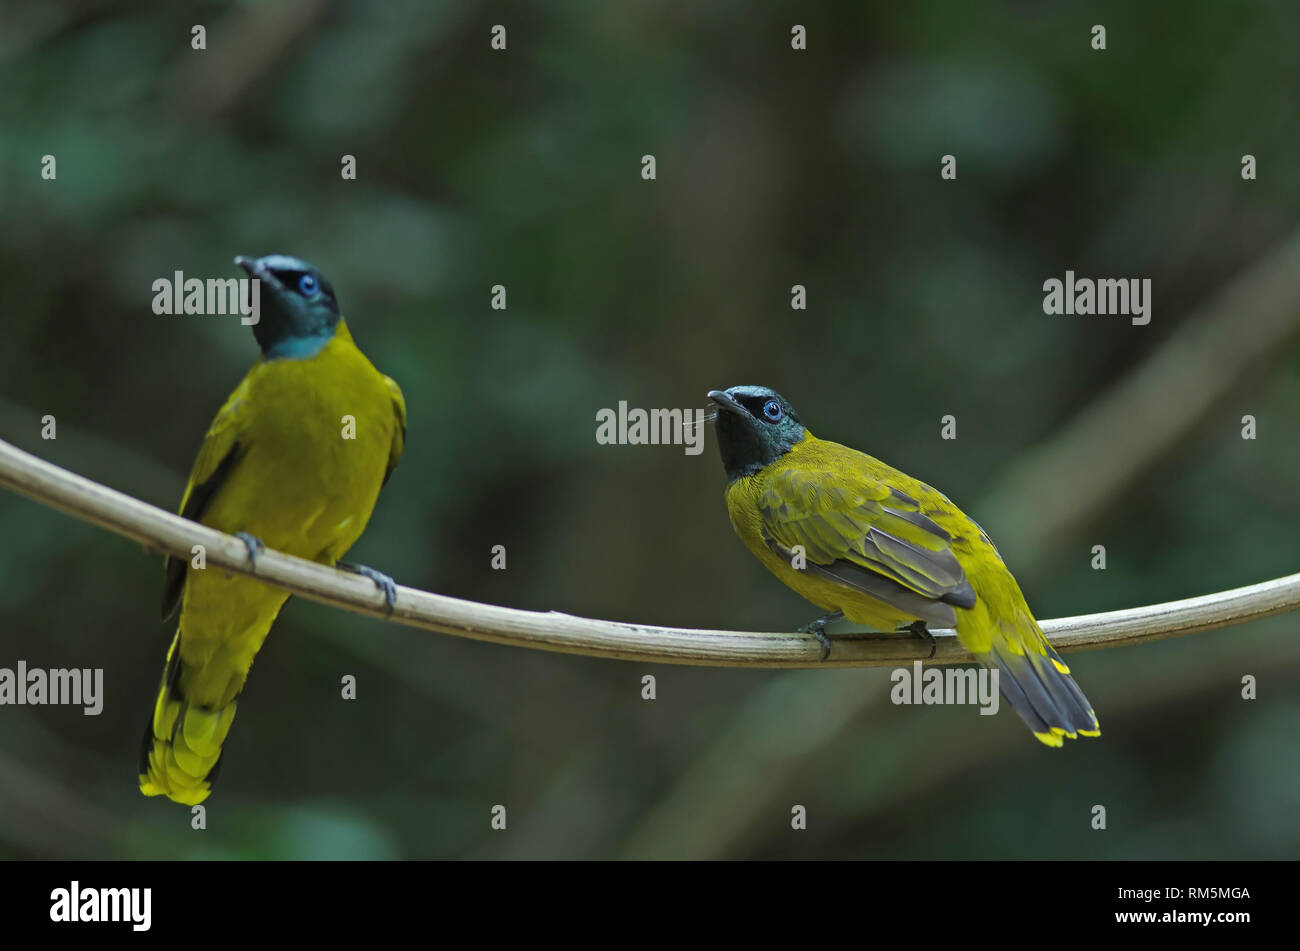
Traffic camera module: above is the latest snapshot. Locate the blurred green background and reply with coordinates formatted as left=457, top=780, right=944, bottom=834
left=2, top=0, right=1299, bottom=859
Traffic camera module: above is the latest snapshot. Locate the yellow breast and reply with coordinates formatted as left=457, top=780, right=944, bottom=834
left=200, top=321, right=396, bottom=561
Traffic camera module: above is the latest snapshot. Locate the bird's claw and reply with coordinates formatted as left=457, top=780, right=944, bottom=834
left=234, top=532, right=265, bottom=568
left=339, top=562, right=398, bottom=612
left=798, top=611, right=843, bottom=661
left=907, top=620, right=937, bottom=660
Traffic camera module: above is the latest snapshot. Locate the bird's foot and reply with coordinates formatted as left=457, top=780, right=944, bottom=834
left=798, top=611, right=843, bottom=661
left=338, top=561, right=398, bottom=612
left=234, top=532, right=265, bottom=568
left=906, top=620, right=936, bottom=660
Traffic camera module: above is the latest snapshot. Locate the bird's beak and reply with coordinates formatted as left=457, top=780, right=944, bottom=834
left=234, top=255, right=277, bottom=288
left=707, top=390, right=748, bottom=417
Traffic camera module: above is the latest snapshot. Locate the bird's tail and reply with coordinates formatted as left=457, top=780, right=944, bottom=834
left=967, top=605, right=1101, bottom=747
left=138, top=630, right=241, bottom=805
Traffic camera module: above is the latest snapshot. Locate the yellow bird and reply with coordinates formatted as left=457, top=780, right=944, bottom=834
left=140, top=255, right=406, bottom=804
left=708, top=385, right=1099, bottom=746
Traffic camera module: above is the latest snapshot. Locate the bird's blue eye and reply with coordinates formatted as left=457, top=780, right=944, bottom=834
left=763, top=399, right=783, bottom=422
left=298, top=273, right=319, bottom=296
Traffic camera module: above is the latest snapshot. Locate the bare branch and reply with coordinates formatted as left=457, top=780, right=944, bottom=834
left=1, top=436, right=1296, bottom=668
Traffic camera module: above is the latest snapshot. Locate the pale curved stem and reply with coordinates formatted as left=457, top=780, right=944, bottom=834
left=1, top=437, right=1295, bottom=668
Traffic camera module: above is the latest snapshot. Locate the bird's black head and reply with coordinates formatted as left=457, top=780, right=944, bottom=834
left=235, top=254, right=341, bottom=359
left=707, top=385, right=807, bottom=481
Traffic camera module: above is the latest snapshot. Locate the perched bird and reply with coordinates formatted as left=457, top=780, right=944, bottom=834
left=140, top=254, right=407, bottom=804
left=707, top=385, right=1099, bottom=747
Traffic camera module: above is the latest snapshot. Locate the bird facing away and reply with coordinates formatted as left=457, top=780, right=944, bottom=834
left=139, top=254, right=407, bottom=804
left=707, top=385, right=1099, bottom=747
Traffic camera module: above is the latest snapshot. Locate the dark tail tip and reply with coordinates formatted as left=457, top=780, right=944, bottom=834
left=137, top=719, right=155, bottom=775
left=988, top=645, right=1100, bottom=745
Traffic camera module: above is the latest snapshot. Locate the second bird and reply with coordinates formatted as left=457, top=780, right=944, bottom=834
left=707, top=385, right=1099, bottom=747
left=139, top=254, right=407, bottom=804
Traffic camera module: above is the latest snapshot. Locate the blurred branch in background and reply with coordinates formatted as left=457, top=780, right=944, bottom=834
left=0, top=749, right=118, bottom=857
left=983, top=228, right=1300, bottom=564
left=618, top=631, right=1300, bottom=860
left=175, top=0, right=331, bottom=117
left=1, top=435, right=1297, bottom=667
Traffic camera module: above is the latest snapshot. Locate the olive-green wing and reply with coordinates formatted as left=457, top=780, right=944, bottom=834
left=382, top=374, right=405, bottom=486
left=160, top=376, right=254, bottom=620
left=757, top=464, right=975, bottom=628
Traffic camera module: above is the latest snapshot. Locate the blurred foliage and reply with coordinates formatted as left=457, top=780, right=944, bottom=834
left=1, top=0, right=1299, bottom=859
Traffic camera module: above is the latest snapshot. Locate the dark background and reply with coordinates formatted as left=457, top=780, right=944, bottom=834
left=1, top=0, right=1298, bottom=859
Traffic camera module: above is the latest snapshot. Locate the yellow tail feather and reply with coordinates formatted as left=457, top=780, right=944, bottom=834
left=138, top=630, right=241, bottom=805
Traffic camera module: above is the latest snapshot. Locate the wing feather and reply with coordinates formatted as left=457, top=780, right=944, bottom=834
left=757, top=464, right=976, bottom=619
left=160, top=378, right=254, bottom=620
left=382, top=374, right=405, bottom=486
